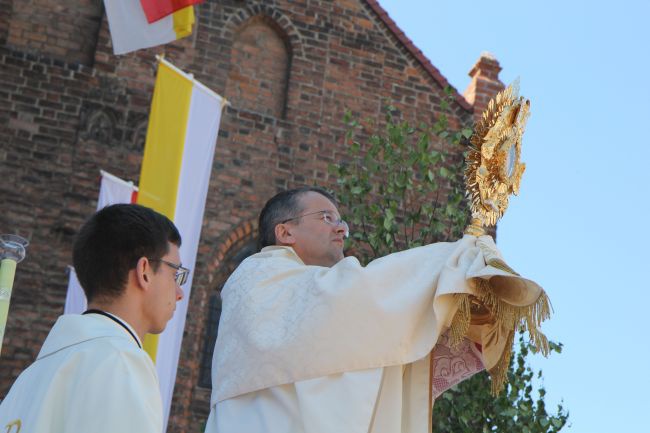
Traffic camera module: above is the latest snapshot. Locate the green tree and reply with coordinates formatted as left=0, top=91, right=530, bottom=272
left=329, top=102, right=470, bottom=262
left=328, top=99, right=568, bottom=432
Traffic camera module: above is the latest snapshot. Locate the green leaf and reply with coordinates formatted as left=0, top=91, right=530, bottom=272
left=417, top=133, right=429, bottom=151
left=350, top=186, right=362, bottom=195
left=551, top=418, right=564, bottom=428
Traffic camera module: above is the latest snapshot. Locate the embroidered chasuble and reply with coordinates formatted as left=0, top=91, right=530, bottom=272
left=206, top=235, right=547, bottom=433
left=0, top=314, right=163, bottom=433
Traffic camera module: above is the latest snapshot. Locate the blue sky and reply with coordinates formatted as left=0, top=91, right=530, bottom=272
left=379, top=1, right=650, bottom=432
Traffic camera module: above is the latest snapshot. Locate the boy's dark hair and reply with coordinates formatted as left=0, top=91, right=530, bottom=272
left=73, top=204, right=181, bottom=302
left=258, top=186, right=337, bottom=249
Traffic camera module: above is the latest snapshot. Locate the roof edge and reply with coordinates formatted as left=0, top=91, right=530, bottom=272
left=364, top=0, right=473, bottom=112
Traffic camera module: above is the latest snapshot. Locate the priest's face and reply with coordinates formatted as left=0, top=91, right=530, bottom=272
left=282, top=191, right=346, bottom=267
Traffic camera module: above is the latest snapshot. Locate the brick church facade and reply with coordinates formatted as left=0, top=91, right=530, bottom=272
left=0, top=1, right=504, bottom=431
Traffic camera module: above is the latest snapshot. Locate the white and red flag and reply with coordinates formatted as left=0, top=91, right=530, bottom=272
left=139, top=0, right=204, bottom=24
left=103, top=0, right=196, bottom=55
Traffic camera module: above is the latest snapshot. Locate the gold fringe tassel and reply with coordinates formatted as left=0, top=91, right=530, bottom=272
left=488, top=329, right=514, bottom=395
left=449, top=294, right=471, bottom=347
left=485, top=257, right=520, bottom=276
left=447, top=277, right=552, bottom=395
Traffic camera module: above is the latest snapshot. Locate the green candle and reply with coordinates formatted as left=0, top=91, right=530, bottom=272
left=0, top=234, right=28, bottom=357
left=0, top=258, right=18, bottom=355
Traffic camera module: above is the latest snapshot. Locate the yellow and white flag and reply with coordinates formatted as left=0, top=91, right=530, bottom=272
left=137, top=58, right=225, bottom=431
left=103, top=0, right=195, bottom=55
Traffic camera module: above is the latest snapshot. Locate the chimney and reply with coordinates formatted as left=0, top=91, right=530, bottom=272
left=464, top=52, right=505, bottom=123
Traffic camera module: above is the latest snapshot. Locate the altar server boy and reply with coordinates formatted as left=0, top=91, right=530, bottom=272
left=0, top=204, right=186, bottom=433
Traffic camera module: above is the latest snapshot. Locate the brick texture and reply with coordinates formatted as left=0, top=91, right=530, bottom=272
left=225, top=15, right=290, bottom=118
left=0, top=1, right=503, bottom=432
left=463, top=52, right=505, bottom=123
left=6, top=0, right=104, bottom=66
left=0, top=0, right=13, bottom=45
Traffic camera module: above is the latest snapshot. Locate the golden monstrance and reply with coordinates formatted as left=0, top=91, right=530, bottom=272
left=452, top=82, right=551, bottom=394
left=465, top=81, right=530, bottom=236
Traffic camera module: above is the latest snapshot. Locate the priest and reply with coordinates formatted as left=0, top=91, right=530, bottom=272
left=0, top=204, right=186, bottom=433
left=206, top=187, right=548, bottom=433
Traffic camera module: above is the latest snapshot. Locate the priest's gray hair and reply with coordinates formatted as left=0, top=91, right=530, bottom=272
left=258, top=186, right=337, bottom=249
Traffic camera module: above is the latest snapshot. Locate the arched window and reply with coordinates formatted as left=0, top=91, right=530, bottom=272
left=225, top=15, right=291, bottom=118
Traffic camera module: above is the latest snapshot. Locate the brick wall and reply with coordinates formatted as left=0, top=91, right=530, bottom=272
left=0, top=1, right=502, bottom=431
left=0, top=0, right=13, bottom=45
left=6, top=0, right=104, bottom=66
left=463, top=52, right=505, bottom=123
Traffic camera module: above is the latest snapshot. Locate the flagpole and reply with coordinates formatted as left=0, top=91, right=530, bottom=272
left=0, top=234, right=29, bottom=356
left=155, top=55, right=231, bottom=108
left=100, top=169, right=139, bottom=191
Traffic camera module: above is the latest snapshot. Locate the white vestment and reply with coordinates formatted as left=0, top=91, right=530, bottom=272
left=206, top=235, right=543, bottom=433
left=0, top=313, right=162, bottom=433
